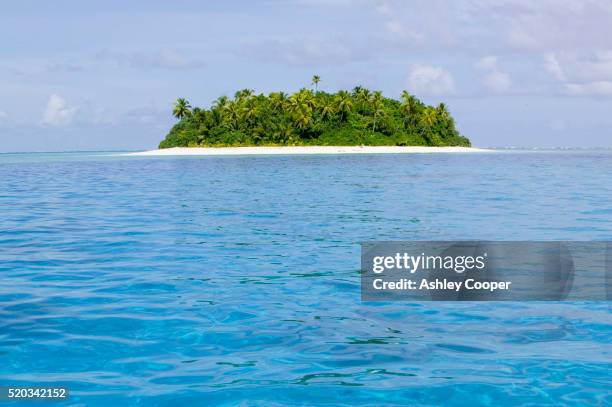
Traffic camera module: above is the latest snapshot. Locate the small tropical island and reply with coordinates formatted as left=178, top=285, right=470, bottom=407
left=158, top=76, right=471, bottom=149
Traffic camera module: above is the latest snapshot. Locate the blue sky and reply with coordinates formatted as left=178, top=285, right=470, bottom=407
left=1, top=0, right=612, bottom=151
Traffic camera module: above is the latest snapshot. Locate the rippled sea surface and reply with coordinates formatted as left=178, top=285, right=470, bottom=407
left=1, top=150, right=611, bottom=406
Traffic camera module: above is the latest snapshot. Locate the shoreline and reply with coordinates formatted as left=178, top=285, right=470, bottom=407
left=126, top=146, right=492, bottom=156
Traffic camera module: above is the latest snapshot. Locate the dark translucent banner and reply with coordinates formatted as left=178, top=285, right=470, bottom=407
left=361, top=241, right=612, bottom=301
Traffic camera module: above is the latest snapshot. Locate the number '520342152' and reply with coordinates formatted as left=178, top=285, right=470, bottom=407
left=2, top=387, right=68, bottom=399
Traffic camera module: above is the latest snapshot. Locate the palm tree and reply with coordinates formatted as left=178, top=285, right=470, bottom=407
left=419, top=107, right=439, bottom=145
left=421, top=107, right=438, bottom=128
left=288, top=89, right=316, bottom=116
left=353, top=87, right=371, bottom=113
left=172, top=98, right=191, bottom=119
left=312, top=75, right=321, bottom=92
left=300, top=89, right=317, bottom=110
left=273, top=122, right=295, bottom=144
left=269, top=92, right=288, bottom=112
left=400, top=91, right=412, bottom=109
left=191, top=107, right=204, bottom=122
left=294, top=111, right=312, bottom=131
left=288, top=93, right=304, bottom=115
left=356, top=88, right=371, bottom=103
left=400, top=90, right=416, bottom=128
left=209, top=96, right=229, bottom=125
left=213, top=96, right=229, bottom=110
left=436, top=102, right=449, bottom=120
left=334, top=91, right=353, bottom=121
left=242, top=103, right=259, bottom=125
left=223, top=102, right=241, bottom=130
left=234, top=89, right=254, bottom=102
left=371, top=91, right=384, bottom=132
left=320, top=101, right=336, bottom=122
left=289, top=89, right=315, bottom=130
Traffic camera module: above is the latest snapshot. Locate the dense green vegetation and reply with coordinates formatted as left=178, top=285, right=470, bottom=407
left=159, top=77, right=470, bottom=148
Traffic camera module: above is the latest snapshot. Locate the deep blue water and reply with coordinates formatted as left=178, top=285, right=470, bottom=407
left=1, top=151, right=611, bottom=406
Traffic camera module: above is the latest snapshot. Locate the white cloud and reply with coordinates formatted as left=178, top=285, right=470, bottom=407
left=543, top=53, right=566, bottom=81
left=97, top=48, right=203, bottom=70
left=119, top=106, right=167, bottom=125
left=42, top=94, right=77, bottom=126
left=372, top=1, right=456, bottom=48
left=375, top=0, right=392, bottom=15
left=384, top=20, right=423, bottom=43
left=477, top=56, right=512, bottom=92
left=145, top=48, right=191, bottom=69
left=385, top=20, right=402, bottom=35
left=566, top=81, right=612, bottom=96
left=5, top=59, right=83, bottom=77
left=578, top=50, right=612, bottom=82
left=407, top=65, right=455, bottom=96
left=476, top=56, right=498, bottom=70
left=483, top=71, right=512, bottom=92
left=243, top=38, right=372, bottom=66
left=502, top=1, right=612, bottom=52
left=507, top=23, right=539, bottom=50
left=542, top=50, right=612, bottom=95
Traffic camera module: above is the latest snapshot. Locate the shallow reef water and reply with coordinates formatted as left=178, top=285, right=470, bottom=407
left=1, top=150, right=611, bottom=405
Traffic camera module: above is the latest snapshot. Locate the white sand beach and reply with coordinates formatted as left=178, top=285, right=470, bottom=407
left=127, top=146, right=491, bottom=156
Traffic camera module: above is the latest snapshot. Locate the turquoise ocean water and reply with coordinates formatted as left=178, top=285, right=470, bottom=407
left=1, top=150, right=611, bottom=405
